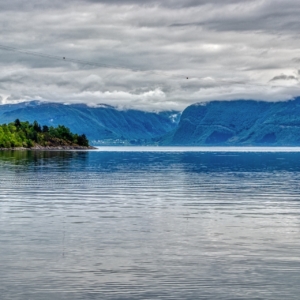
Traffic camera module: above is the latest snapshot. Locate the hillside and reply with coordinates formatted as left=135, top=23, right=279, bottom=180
left=0, top=101, right=180, bottom=145
left=158, top=97, right=300, bottom=146
left=0, top=119, right=90, bottom=149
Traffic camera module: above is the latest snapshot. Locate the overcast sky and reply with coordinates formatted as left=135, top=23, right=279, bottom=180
left=0, top=0, right=300, bottom=111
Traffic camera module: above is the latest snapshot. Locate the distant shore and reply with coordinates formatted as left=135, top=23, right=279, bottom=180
left=0, top=145, right=97, bottom=151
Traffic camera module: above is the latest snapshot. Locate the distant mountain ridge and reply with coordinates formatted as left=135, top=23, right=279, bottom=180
left=158, top=97, right=300, bottom=146
left=3, top=98, right=300, bottom=146
left=0, top=101, right=180, bottom=145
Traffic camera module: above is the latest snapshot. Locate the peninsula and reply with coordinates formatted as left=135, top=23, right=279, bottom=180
left=0, top=119, right=94, bottom=150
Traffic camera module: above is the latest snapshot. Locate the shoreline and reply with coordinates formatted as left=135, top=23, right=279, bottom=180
left=0, top=145, right=97, bottom=151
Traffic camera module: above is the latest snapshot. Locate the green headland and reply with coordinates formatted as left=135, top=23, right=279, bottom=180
left=0, top=119, right=91, bottom=149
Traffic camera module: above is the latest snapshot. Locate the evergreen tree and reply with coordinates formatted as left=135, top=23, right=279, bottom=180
left=14, top=119, right=21, bottom=128
left=77, top=134, right=89, bottom=146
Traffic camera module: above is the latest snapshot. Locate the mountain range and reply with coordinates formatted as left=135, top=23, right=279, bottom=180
left=0, top=101, right=180, bottom=145
left=2, top=98, right=300, bottom=146
left=158, top=97, right=300, bottom=146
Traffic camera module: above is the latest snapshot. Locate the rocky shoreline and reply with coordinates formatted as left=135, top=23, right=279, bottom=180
left=0, top=145, right=97, bottom=151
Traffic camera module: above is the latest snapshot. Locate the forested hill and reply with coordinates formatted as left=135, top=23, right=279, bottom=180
left=158, top=97, right=300, bottom=146
left=0, top=119, right=90, bottom=148
left=0, top=101, right=180, bottom=145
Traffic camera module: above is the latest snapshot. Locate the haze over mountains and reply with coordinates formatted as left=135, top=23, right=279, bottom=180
left=2, top=98, right=300, bottom=146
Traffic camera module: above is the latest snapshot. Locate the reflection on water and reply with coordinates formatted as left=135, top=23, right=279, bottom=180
left=0, top=150, right=89, bottom=169
left=1, top=149, right=300, bottom=300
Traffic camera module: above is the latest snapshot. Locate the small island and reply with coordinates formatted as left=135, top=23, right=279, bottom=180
left=0, top=119, right=94, bottom=150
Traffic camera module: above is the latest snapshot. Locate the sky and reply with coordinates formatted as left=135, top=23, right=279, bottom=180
left=0, top=0, right=300, bottom=111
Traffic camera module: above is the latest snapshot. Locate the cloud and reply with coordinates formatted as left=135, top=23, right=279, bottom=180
left=270, top=74, right=298, bottom=82
left=0, top=0, right=300, bottom=111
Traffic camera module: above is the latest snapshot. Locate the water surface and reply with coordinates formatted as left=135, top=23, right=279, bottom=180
left=1, top=148, right=300, bottom=299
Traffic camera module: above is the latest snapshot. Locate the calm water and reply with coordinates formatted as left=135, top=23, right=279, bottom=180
left=1, top=148, right=300, bottom=299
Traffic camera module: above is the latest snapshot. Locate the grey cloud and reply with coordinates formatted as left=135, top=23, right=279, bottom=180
left=1, top=0, right=300, bottom=111
left=270, top=74, right=298, bottom=82
left=178, top=4, right=299, bottom=33
left=81, top=0, right=245, bottom=9
left=0, top=0, right=242, bottom=12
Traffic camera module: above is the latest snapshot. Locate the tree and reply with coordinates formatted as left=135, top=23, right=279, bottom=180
left=14, top=119, right=21, bottom=128
left=33, top=121, right=42, bottom=133
left=77, top=134, right=89, bottom=146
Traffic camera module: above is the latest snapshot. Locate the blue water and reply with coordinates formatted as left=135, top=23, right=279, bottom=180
left=1, top=148, right=300, bottom=299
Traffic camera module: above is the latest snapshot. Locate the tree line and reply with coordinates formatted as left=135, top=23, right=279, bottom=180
left=0, top=119, right=89, bottom=148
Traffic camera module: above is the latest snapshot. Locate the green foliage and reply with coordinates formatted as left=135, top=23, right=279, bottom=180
left=0, top=120, right=90, bottom=148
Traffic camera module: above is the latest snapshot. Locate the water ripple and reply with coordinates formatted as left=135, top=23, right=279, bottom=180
left=1, top=150, right=300, bottom=299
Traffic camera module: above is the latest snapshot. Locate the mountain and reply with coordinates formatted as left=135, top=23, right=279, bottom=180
left=3, top=98, right=300, bottom=146
left=0, top=101, right=180, bottom=145
left=158, top=97, right=300, bottom=146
